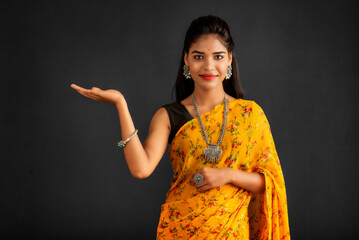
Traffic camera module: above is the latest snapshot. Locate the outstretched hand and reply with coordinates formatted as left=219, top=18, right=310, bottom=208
left=71, top=84, right=124, bottom=105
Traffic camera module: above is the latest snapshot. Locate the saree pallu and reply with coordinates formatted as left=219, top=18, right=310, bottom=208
left=157, top=99, right=290, bottom=239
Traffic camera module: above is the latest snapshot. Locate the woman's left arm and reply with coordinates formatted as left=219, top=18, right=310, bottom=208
left=226, top=168, right=265, bottom=194
left=192, top=167, right=265, bottom=194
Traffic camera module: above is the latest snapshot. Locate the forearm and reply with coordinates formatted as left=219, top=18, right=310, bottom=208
left=227, top=169, right=265, bottom=194
left=116, top=98, right=149, bottom=179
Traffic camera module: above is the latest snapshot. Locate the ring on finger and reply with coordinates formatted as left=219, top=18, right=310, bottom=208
left=193, top=173, right=204, bottom=185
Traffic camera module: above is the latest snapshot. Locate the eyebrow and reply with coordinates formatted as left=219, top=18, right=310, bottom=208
left=191, top=50, right=227, bottom=54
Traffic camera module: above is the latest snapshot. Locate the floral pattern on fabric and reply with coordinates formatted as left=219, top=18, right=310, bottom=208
left=157, top=99, right=290, bottom=239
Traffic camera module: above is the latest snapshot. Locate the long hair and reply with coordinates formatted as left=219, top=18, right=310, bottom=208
left=172, top=15, right=244, bottom=102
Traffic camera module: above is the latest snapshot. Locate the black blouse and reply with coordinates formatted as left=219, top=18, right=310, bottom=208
left=161, top=101, right=194, bottom=145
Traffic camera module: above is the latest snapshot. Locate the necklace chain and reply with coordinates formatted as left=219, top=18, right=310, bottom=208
left=191, top=94, right=229, bottom=162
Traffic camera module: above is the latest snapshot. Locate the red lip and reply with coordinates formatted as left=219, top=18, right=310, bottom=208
left=200, top=74, right=217, bottom=80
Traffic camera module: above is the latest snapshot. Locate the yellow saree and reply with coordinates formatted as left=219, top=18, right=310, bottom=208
left=157, top=98, right=290, bottom=239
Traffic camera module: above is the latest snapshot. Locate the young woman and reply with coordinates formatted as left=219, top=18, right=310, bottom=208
left=71, top=15, right=290, bottom=239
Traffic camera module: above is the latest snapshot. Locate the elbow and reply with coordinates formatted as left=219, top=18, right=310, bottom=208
left=249, top=172, right=265, bottom=194
left=253, top=185, right=266, bottom=194
left=254, top=173, right=266, bottom=194
left=132, top=170, right=151, bottom=179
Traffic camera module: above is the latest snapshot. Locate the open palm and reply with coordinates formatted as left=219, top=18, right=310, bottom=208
left=71, top=84, right=124, bottom=105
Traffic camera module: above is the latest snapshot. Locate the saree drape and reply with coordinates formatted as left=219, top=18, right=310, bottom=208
left=157, top=99, right=290, bottom=239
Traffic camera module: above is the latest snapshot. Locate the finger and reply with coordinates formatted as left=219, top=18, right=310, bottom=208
left=197, top=184, right=209, bottom=192
left=192, top=171, right=207, bottom=186
left=82, top=87, right=104, bottom=96
left=193, top=177, right=206, bottom=188
left=193, top=168, right=204, bottom=177
left=83, top=93, right=101, bottom=102
left=190, top=173, right=197, bottom=185
left=76, top=89, right=98, bottom=99
left=190, top=176, right=199, bottom=186
left=77, top=88, right=97, bottom=97
left=71, top=84, right=87, bottom=91
left=76, top=87, right=92, bottom=95
left=192, top=176, right=197, bottom=185
left=190, top=173, right=200, bottom=186
left=83, top=89, right=106, bottom=101
left=87, top=94, right=101, bottom=101
left=195, top=181, right=206, bottom=189
left=86, top=90, right=101, bottom=99
left=91, top=88, right=106, bottom=98
left=92, top=86, right=102, bottom=91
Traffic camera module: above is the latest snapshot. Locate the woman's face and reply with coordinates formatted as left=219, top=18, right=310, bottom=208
left=184, top=34, right=232, bottom=90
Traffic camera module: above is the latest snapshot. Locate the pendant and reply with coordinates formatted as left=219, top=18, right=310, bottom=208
left=203, top=143, right=222, bottom=163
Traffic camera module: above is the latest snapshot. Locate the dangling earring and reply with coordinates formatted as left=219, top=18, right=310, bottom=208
left=183, top=65, right=191, bottom=79
left=225, top=65, right=232, bottom=80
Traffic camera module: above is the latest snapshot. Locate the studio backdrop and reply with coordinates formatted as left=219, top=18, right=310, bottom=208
left=1, top=0, right=358, bottom=239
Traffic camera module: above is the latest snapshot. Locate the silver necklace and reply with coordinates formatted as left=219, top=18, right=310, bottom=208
left=191, top=94, right=228, bottom=163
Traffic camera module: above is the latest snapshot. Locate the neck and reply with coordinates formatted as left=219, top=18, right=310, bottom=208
left=192, top=86, right=226, bottom=108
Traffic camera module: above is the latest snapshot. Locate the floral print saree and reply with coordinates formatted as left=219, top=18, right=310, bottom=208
left=157, top=99, right=290, bottom=239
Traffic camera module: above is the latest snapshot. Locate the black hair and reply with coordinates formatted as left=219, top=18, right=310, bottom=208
left=172, top=15, right=244, bottom=102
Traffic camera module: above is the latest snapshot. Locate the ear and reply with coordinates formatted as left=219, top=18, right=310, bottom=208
left=228, top=52, right=233, bottom=66
left=184, top=52, right=189, bottom=66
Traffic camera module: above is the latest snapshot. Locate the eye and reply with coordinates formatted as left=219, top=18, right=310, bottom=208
left=214, top=55, right=224, bottom=60
left=194, top=55, right=203, bottom=60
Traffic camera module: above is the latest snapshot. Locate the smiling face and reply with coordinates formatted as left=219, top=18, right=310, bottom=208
left=184, top=34, right=232, bottom=90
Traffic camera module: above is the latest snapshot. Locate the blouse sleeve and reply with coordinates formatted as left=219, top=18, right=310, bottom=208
left=248, top=101, right=291, bottom=240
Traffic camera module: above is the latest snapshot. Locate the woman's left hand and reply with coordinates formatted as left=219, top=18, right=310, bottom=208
left=190, top=167, right=233, bottom=192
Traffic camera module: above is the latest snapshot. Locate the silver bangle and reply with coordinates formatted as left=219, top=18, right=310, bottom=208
left=117, top=129, right=138, bottom=148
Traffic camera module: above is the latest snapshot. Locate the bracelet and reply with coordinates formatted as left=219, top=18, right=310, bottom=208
left=117, top=129, right=138, bottom=148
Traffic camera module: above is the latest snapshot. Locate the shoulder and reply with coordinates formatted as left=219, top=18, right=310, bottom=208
left=151, top=106, right=171, bottom=131
left=232, top=98, right=259, bottom=110
left=233, top=98, right=266, bottom=119
left=155, top=104, right=172, bottom=119
left=161, top=101, right=179, bottom=110
left=236, top=98, right=263, bottom=110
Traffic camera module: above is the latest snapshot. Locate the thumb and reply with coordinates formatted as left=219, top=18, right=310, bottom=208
left=92, top=87, right=101, bottom=91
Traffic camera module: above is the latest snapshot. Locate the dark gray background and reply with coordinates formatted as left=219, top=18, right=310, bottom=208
left=1, top=0, right=358, bottom=239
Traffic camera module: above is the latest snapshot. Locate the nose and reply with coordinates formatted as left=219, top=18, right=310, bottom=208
left=204, top=58, right=215, bottom=71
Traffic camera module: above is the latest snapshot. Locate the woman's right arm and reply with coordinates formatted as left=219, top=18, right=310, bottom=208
left=116, top=98, right=170, bottom=179
left=71, top=84, right=170, bottom=179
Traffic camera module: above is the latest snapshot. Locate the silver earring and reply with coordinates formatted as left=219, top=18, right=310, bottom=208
left=183, top=65, right=191, bottom=79
left=225, top=65, right=232, bottom=80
